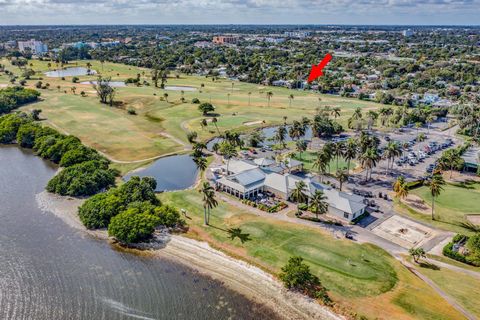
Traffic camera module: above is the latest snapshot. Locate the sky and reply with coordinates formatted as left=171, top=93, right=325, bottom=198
left=0, top=0, right=479, bottom=25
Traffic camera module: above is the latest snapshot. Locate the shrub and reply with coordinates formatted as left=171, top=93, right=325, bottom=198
left=191, top=98, right=200, bottom=104
left=108, top=208, right=160, bottom=244
left=279, top=256, right=331, bottom=304
left=79, top=192, right=124, bottom=229
left=127, top=107, right=137, bottom=115
left=46, top=160, right=117, bottom=196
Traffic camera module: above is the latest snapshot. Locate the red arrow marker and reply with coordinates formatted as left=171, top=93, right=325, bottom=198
left=307, top=53, right=333, bottom=83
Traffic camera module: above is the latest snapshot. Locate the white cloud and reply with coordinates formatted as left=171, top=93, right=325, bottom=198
left=0, top=0, right=479, bottom=24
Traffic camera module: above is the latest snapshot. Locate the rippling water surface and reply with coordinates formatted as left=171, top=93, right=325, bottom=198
left=0, top=146, right=278, bottom=320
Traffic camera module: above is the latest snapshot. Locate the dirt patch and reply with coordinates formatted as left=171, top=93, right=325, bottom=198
left=466, top=215, right=480, bottom=225
left=401, top=194, right=431, bottom=215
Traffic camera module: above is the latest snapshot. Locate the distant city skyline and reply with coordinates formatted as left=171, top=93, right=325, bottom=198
left=1, top=0, right=479, bottom=25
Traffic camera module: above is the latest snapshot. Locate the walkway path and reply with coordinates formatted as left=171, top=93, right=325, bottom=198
left=401, top=259, right=477, bottom=320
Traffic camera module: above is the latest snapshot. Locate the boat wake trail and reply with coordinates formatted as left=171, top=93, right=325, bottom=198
left=100, top=297, right=157, bottom=320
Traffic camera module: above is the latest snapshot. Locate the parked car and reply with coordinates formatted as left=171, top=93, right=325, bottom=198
left=345, top=232, right=354, bottom=240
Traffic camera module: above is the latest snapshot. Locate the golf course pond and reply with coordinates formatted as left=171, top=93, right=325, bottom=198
left=45, top=67, right=96, bottom=77
left=207, top=124, right=314, bottom=150
left=123, top=154, right=199, bottom=192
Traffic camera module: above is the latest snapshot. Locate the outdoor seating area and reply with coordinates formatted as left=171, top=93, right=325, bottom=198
left=241, top=191, right=288, bottom=213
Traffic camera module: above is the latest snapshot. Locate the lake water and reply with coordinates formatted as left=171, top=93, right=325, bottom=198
left=0, top=146, right=278, bottom=320
left=206, top=125, right=314, bottom=150
left=45, top=67, right=96, bottom=77
left=124, top=154, right=199, bottom=192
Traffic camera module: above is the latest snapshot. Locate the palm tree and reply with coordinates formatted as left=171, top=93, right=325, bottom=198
left=186, top=131, right=198, bottom=143
left=227, top=93, right=230, bottom=105
left=274, top=125, right=287, bottom=148
left=429, top=174, right=445, bottom=220
left=366, top=110, right=378, bottom=131
left=409, top=247, right=426, bottom=263
left=310, top=190, right=328, bottom=219
left=296, top=140, right=307, bottom=159
left=71, top=86, right=76, bottom=95
left=332, top=142, right=345, bottom=172
left=379, top=107, right=393, bottom=127
left=220, top=142, right=238, bottom=174
left=248, top=92, right=252, bottom=106
left=266, top=91, right=273, bottom=107
left=212, top=117, right=220, bottom=134
left=199, top=182, right=217, bottom=225
left=344, top=138, right=358, bottom=174
left=290, top=181, right=308, bottom=214
left=312, top=151, right=328, bottom=182
left=193, top=155, right=208, bottom=172
left=383, top=141, right=401, bottom=175
left=288, top=120, right=305, bottom=141
left=200, top=118, right=208, bottom=130
left=359, top=147, right=380, bottom=181
left=336, top=169, right=348, bottom=191
left=393, top=176, right=409, bottom=199
left=332, top=107, right=341, bottom=119
left=163, top=92, right=169, bottom=102
left=288, top=94, right=294, bottom=107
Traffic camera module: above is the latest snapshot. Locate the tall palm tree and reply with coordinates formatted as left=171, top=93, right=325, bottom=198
left=310, top=190, right=328, bottom=219
left=332, top=142, right=345, bottom=172
left=220, top=142, right=238, bottom=174
left=288, top=94, right=294, bottom=107
left=296, top=140, right=307, bottom=159
left=322, top=142, right=334, bottom=173
left=336, top=169, right=348, bottom=191
left=274, top=125, right=287, bottom=148
left=212, top=117, right=220, bottom=134
left=344, top=138, right=358, bottom=174
left=359, top=147, right=380, bottom=181
left=288, top=120, right=305, bottom=141
left=193, top=155, right=208, bottom=172
left=163, top=92, right=169, bottom=102
left=199, top=182, right=218, bottom=225
left=266, top=91, right=273, bottom=107
left=429, top=174, right=445, bottom=220
left=313, top=151, right=328, bottom=182
left=248, top=92, right=252, bottom=106
left=331, top=107, right=341, bottom=119
left=383, top=141, right=401, bottom=175
left=393, top=176, right=409, bottom=199
left=291, top=181, right=308, bottom=214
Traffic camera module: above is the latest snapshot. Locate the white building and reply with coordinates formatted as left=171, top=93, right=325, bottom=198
left=215, top=159, right=366, bottom=221
left=18, top=39, right=48, bottom=54
left=284, top=31, right=311, bottom=38
left=402, top=29, right=414, bottom=37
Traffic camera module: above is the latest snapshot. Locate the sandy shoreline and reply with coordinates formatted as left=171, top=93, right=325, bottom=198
left=36, top=191, right=343, bottom=320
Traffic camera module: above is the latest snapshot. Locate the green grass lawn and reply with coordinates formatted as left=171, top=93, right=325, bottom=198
left=293, top=151, right=356, bottom=174
left=159, top=189, right=464, bottom=320
left=414, top=260, right=480, bottom=318
left=2, top=58, right=387, bottom=163
left=407, top=181, right=480, bottom=234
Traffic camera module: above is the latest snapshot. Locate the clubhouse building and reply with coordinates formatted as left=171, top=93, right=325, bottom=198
left=215, top=158, right=366, bottom=221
